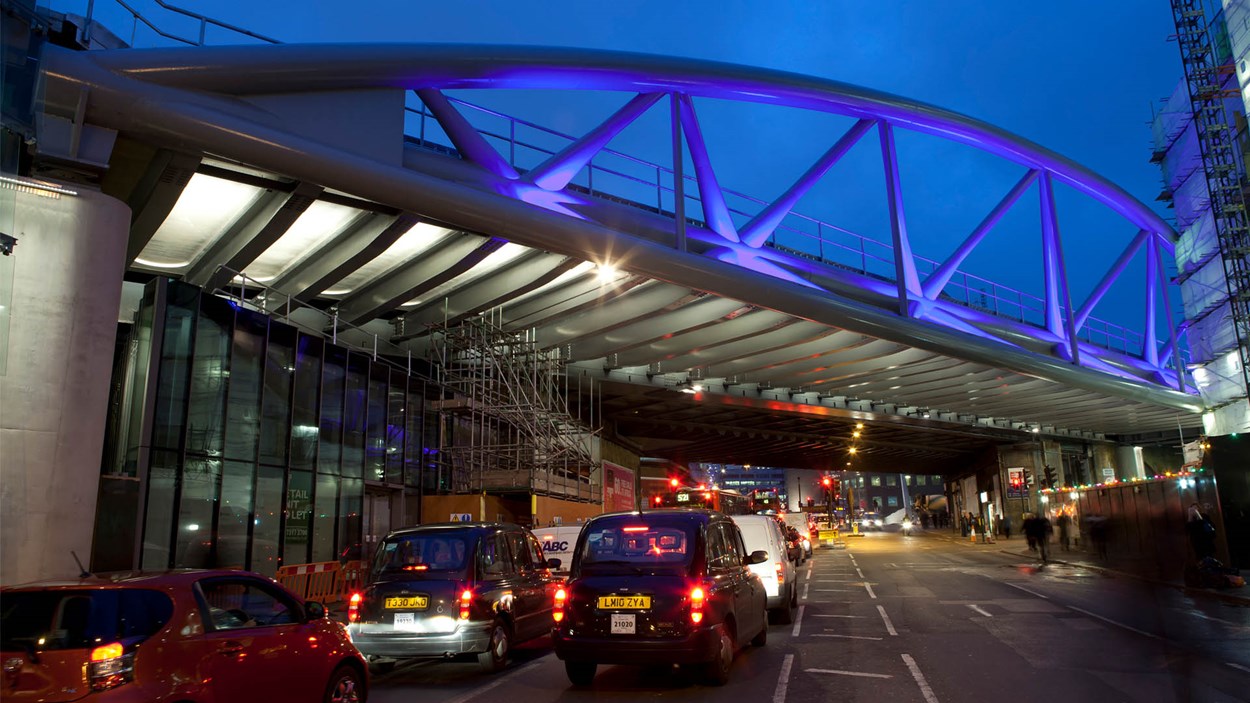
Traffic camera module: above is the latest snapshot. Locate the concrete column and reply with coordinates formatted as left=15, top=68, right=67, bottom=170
left=0, top=181, right=129, bottom=585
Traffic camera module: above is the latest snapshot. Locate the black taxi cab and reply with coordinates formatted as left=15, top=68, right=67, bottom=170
left=551, top=509, right=768, bottom=686
left=346, top=522, right=560, bottom=673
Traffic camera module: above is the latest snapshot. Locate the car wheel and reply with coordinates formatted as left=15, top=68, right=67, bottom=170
left=477, top=619, right=511, bottom=673
left=324, top=664, right=364, bottom=703
left=704, top=624, right=735, bottom=685
left=565, top=661, right=597, bottom=687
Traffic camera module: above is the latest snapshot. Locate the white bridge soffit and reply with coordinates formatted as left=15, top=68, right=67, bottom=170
left=34, top=43, right=1205, bottom=469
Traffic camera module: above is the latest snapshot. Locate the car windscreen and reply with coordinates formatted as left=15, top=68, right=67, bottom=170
left=0, top=589, right=173, bottom=652
left=371, top=532, right=472, bottom=580
left=577, top=518, right=697, bottom=573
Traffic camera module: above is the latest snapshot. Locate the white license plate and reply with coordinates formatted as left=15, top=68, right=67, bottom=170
left=393, top=612, right=417, bottom=630
left=610, top=614, right=635, bottom=634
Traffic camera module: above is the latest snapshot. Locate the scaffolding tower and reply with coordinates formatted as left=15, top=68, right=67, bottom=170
left=428, top=310, right=600, bottom=502
left=1170, top=0, right=1250, bottom=402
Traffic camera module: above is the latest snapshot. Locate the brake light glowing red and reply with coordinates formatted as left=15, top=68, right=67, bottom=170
left=775, top=561, right=785, bottom=584
left=459, top=589, right=472, bottom=619
left=689, top=585, right=706, bottom=624
left=347, top=592, right=362, bottom=623
left=402, top=564, right=429, bottom=571
left=90, top=643, right=124, bottom=661
left=622, top=526, right=648, bottom=533
left=553, top=587, right=567, bottom=622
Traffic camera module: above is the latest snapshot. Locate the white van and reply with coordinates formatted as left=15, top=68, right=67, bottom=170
left=731, top=514, right=798, bottom=623
left=533, top=524, right=585, bottom=575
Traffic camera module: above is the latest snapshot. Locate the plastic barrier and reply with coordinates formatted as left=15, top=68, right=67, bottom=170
left=338, top=560, right=367, bottom=596
left=276, top=562, right=342, bottom=605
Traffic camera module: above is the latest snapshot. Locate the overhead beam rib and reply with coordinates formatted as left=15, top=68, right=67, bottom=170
left=526, top=92, right=663, bottom=191
left=125, top=150, right=202, bottom=265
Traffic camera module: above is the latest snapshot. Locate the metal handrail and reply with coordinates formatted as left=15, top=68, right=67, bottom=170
left=79, top=0, right=280, bottom=46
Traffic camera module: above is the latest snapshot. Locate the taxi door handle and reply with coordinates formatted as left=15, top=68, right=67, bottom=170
left=218, top=642, right=246, bottom=656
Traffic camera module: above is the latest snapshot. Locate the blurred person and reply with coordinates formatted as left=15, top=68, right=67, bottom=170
left=1023, top=512, right=1053, bottom=564
left=1056, top=511, right=1073, bottom=552
left=1186, top=502, right=1216, bottom=560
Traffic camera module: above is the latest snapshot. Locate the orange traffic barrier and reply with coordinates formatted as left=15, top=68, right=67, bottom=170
left=276, top=561, right=342, bottom=605
left=338, top=560, right=367, bottom=596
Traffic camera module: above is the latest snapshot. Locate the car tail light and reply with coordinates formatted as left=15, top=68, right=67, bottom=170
left=88, top=643, right=133, bottom=691
left=775, top=561, right=785, bottom=584
left=459, top=589, right=472, bottom=619
left=553, top=587, right=567, bottom=623
left=689, top=585, right=706, bottom=624
left=347, top=592, right=363, bottom=623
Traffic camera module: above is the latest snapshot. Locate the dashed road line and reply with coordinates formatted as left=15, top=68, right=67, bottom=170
left=967, top=604, right=993, bottom=618
left=902, top=654, right=939, bottom=703
left=855, top=568, right=865, bottom=578
left=864, top=582, right=877, bottom=599
left=443, top=659, right=544, bottom=703
left=1068, top=606, right=1161, bottom=640
left=1003, top=581, right=1048, bottom=599
left=1226, top=662, right=1250, bottom=674
left=877, top=605, right=897, bottom=635
left=773, top=654, right=794, bottom=703
left=805, top=668, right=891, bottom=679
left=791, top=605, right=805, bottom=637
left=801, top=583, right=810, bottom=601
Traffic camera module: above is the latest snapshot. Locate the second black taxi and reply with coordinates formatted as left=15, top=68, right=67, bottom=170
left=551, top=509, right=769, bottom=687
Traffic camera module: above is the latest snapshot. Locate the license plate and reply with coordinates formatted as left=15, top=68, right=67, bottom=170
left=597, top=595, right=650, bottom=609
left=393, top=612, right=416, bottom=630
left=385, top=596, right=429, bottom=609
left=610, top=614, right=635, bottom=634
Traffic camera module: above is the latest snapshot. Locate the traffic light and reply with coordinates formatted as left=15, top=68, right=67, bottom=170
left=1024, top=469, right=1034, bottom=487
left=1043, top=465, right=1057, bottom=489
left=1010, top=473, right=1023, bottom=490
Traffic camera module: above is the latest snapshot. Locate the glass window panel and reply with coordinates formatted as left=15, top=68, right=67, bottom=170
left=312, top=474, right=338, bottom=563
left=259, top=323, right=295, bottom=467
left=319, top=346, right=346, bottom=475
left=366, top=364, right=387, bottom=482
left=291, top=335, right=323, bottom=470
left=338, top=478, right=363, bottom=563
left=405, top=388, right=423, bottom=488
left=342, top=354, right=368, bottom=478
left=174, top=457, right=221, bottom=569
left=886, top=475, right=897, bottom=486
left=121, top=285, right=159, bottom=477
left=217, top=461, right=255, bottom=569
left=283, top=470, right=312, bottom=566
left=141, top=450, right=179, bottom=570
left=385, top=370, right=405, bottom=484
left=887, top=496, right=899, bottom=507
left=186, top=294, right=233, bottom=457
left=916, top=475, right=927, bottom=485
left=151, top=284, right=198, bottom=451
left=253, top=464, right=284, bottom=577
left=224, top=310, right=265, bottom=461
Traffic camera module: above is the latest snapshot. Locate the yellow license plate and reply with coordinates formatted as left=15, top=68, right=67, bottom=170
left=597, top=595, right=650, bottom=609
left=384, top=596, right=429, bottom=609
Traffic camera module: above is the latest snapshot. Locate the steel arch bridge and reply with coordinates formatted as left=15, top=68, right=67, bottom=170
left=29, top=35, right=1205, bottom=466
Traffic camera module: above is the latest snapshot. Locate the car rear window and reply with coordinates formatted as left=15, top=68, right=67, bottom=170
left=372, top=532, right=472, bottom=579
left=1, top=589, right=174, bottom=652
left=577, top=517, right=697, bottom=572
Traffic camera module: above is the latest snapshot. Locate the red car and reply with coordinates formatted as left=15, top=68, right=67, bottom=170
left=1, top=569, right=367, bottom=702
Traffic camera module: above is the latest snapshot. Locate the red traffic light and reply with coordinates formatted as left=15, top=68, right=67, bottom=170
left=822, top=477, right=832, bottom=487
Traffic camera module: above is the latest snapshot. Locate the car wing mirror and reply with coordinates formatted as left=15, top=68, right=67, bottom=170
left=546, top=557, right=562, bottom=570
left=747, top=550, right=769, bottom=565
left=304, top=600, right=327, bottom=620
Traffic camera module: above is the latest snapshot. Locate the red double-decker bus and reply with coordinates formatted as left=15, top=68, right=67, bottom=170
left=654, top=486, right=751, bottom=515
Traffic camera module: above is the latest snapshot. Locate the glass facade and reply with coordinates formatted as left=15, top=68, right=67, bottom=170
left=123, top=280, right=427, bottom=577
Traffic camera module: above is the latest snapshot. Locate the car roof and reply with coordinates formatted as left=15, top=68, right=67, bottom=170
left=384, top=521, right=518, bottom=538
left=0, top=569, right=268, bottom=591
left=594, top=508, right=725, bottom=524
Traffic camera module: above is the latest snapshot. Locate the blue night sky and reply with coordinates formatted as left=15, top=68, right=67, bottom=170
left=67, top=0, right=1185, bottom=336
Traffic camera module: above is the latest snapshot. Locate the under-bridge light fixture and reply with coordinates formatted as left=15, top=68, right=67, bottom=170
left=596, top=264, right=617, bottom=283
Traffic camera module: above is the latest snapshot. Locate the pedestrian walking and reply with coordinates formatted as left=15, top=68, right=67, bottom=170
left=1186, top=503, right=1216, bottom=560
left=1023, top=513, right=1053, bottom=564
left=1001, top=513, right=1012, bottom=540
left=1056, top=512, right=1072, bottom=552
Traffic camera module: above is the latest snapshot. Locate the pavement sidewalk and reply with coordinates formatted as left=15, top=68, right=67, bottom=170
left=919, top=527, right=1250, bottom=607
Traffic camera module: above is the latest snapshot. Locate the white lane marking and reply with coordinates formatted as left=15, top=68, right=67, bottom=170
left=901, top=654, right=940, bottom=703
left=1227, top=662, right=1250, bottom=673
left=1003, top=582, right=1048, bottom=599
left=805, top=668, right=891, bottom=679
left=807, top=562, right=814, bottom=578
left=1184, top=609, right=1249, bottom=630
left=856, top=568, right=865, bottom=578
left=1068, top=606, right=1161, bottom=640
left=864, top=582, right=877, bottom=599
left=791, top=605, right=805, bottom=637
left=814, top=633, right=883, bottom=640
left=443, top=659, right=544, bottom=703
left=773, top=654, right=794, bottom=703
left=967, top=604, right=993, bottom=618
left=811, top=614, right=864, bottom=618
left=877, top=605, right=898, bottom=636
left=802, top=583, right=810, bottom=601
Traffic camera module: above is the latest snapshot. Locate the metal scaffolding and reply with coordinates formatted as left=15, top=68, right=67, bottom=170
left=428, top=310, right=600, bottom=501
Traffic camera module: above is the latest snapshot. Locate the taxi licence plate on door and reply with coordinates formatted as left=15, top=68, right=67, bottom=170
left=610, top=614, right=636, bottom=634
left=597, top=596, right=650, bottom=609
left=385, top=596, right=429, bottom=609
